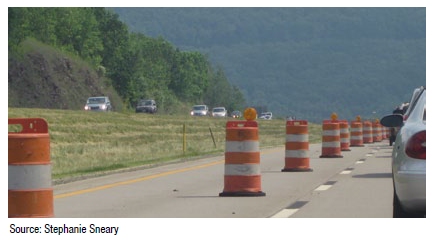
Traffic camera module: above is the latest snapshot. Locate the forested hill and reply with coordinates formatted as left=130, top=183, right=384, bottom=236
left=8, top=8, right=245, bottom=114
left=112, top=7, right=426, bottom=122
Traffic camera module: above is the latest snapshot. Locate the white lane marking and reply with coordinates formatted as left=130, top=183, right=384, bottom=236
left=315, top=185, right=332, bottom=191
left=340, top=170, right=352, bottom=174
left=271, top=209, right=299, bottom=218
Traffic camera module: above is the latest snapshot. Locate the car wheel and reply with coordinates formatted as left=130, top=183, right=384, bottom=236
left=393, top=189, right=424, bottom=218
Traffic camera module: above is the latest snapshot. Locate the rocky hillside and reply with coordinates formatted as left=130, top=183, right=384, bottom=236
left=8, top=39, right=123, bottom=111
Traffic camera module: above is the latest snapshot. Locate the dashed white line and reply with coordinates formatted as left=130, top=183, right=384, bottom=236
left=270, top=201, right=308, bottom=218
left=315, top=185, right=332, bottom=191
left=271, top=209, right=299, bottom=218
left=340, top=167, right=354, bottom=175
left=356, top=159, right=366, bottom=164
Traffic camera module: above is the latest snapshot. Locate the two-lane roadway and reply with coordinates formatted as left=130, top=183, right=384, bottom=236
left=54, top=142, right=393, bottom=218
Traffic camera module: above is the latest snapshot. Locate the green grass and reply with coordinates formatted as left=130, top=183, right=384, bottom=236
left=8, top=108, right=322, bottom=181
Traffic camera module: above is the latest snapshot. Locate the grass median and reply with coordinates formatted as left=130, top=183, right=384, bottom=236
left=8, top=108, right=322, bottom=181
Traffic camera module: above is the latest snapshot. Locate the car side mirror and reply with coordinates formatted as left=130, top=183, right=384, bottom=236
left=380, top=114, right=404, bottom=127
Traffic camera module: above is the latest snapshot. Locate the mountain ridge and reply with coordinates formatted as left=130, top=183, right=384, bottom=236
left=112, top=7, right=426, bottom=122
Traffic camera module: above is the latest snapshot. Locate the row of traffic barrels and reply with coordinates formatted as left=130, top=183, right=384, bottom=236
left=320, top=119, right=389, bottom=158
left=8, top=117, right=389, bottom=217
left=220, top=118, right=389, bottom=197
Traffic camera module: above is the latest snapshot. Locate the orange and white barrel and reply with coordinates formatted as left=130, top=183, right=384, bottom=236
left=220, top=120, right=265, bottom=197
left=386, top=127, right=390, bottom=139
left=362, top=121, right=373, bottom=143
left=339, top=120, right=351, bottom=151
left=320, top=120, right=343, bottom=158
left=8, top=118, right=53, bottom=217
left=350, top=121, right=364, bottom=147
left=372, top=121, right=383, bottom=142
left=382, top=126, right=389, bottom=139
left=282, top=120, right=312, bottom=172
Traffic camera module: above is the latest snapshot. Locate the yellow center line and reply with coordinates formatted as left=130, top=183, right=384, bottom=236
left=55, top=160, right=224, bottom=199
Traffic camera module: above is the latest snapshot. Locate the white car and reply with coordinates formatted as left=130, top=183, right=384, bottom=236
left=380, top=87, right=426, bottom=218
left=190, top=105, right=209, bottom=116
left=259, top=112, right=272, bottom=120
left=211, top=107, right=227, bottom=117
left=84, top=96, right=112, bottom=112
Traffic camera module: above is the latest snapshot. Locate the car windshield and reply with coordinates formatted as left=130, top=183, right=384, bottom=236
left=405, top=87, right=425, bottom=119
left=88, top=98, right=106, bottom=104
left=193, top=106, right=206, bottom=110
left=213, top=108, right=224, bottom=112
left=406, top=88, right=426, bottom=124
left=139, top=100, right=153, bottom=106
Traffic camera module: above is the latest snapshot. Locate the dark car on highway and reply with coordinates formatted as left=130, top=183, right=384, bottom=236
left=231, top=110, right=242, bottom=119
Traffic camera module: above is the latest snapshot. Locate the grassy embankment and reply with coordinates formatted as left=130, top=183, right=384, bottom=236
left=8, top=108, right=322, bottom=181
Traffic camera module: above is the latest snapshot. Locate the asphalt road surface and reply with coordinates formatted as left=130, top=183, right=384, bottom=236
left=53, top=142, right=393, bottom=218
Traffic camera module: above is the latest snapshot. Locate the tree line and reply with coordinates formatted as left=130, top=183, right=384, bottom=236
left=8, top=7, right=246, bottom=113
left=112, top=8, right=425, bottom=121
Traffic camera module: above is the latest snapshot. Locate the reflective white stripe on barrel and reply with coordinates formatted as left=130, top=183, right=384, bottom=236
left=285, top=150, right=309, bottom=158
left=225, top=141, right=259, bottom=152
left=8, top=165, right=52, bottom=189
left=351, top=135, right=363, bottom=140
left=286, top=134, right=308, bottom=142
left=322, top=141, right=341, bottom=148
left=341, top=138, right=350, bottom=143
left=322, top=130, right=340, bottom=136
left=224, top=164, right=261, bottom=176
left=351, top=127, right=361, bottom=132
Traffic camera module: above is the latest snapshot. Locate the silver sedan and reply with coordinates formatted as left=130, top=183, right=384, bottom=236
left=381, top=87, right=426, bottom=218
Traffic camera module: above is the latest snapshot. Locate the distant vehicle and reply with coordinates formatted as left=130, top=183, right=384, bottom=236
left=259, top=112, right=272, bottom=120
left=380, top=87, right=426, bottom=218
left=212, top=107, right=227, bottom=117
left=136, top=99, right=157, bottom=113
left=190, top=105, right=209, bottom=116
left=84, top=96, right=112, bottom=112
left=231, top=110, right=242, bottom=119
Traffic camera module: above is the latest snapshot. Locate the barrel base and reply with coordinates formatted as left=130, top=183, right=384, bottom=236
left=319, top=155, right=343, bottom=158
left=281, top=168, right=313, bottom=172
left=219, top=191, right=266, bottom=197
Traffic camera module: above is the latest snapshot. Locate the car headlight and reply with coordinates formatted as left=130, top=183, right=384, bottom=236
left=84, top=105, right=89, bottom=110
left=101, top=104, right=106, bottom=110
